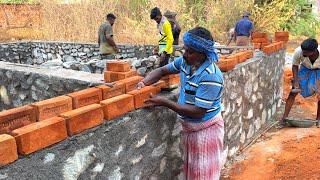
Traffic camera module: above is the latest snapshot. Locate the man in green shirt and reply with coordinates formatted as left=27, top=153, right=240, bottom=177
left=98, top=13, right=119, bottom=59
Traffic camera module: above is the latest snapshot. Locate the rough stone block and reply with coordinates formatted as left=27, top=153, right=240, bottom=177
left=0, top=134, right=18, bottom=166
left=96, top=83, right=126, bottom=99
left=100, top=94, right=134, bottom=120
left=104, top=70, right=137, bottom=82
left=12, top=117, right=67, bottom=155
left=31, top=96, right=73, bottom=121
left=67, top=88, right=102, bottom=109
left=106, top=60, right=131, bottom=72
left=0, top=105, right=37, bottom=134
left=116, top=76, right=144, bottom=92
left=128, top=86, right=158, bottom=109
left=60, top=104, right=103, bottom=136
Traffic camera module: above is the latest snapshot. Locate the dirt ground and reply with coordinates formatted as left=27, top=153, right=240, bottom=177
left=222, top=51, right=320, bottom=179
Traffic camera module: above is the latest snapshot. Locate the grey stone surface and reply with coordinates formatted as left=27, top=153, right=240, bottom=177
left=0, top=61, right=104, bottom=110
left=222, top=50, right=285, bottom=156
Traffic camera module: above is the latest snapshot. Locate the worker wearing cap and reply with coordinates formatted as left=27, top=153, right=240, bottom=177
left=234, top=12, right=254, bottom=46
left=150, top=7, right=174, bottom=67
left=164, top=10, right=181, bottom=45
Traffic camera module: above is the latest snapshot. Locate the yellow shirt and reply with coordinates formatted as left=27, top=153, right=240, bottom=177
left=157, top=16, right=173, bottom=54
left=293, top=47, right=320, bottom=69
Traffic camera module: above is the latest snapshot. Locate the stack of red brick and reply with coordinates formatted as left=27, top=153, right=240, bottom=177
left=252, top=31, right=289, bottom=50
left=252, top=32, right=270, bottom=49
left=217, top=50, right=254, bottom=72
left=0, top=61, right=180, bottom=166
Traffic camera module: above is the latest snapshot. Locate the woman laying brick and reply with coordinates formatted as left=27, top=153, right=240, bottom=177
left=137, top=27, right=224, bottom=180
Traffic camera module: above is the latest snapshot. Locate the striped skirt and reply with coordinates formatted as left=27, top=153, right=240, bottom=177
left=181, top=114, right=224, bottom=180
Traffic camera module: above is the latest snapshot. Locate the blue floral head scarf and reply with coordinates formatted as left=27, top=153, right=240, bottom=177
left=183, top=31, right=219, bottom=62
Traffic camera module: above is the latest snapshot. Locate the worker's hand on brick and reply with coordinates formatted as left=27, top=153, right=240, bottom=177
left=136, top=81, right=146, bottom=90
left=144, top=94, right=167, bottom=106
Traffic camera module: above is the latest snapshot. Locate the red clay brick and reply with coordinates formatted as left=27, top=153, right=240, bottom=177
left=12, top=117, right=67, bottom=155
left=251, top=32, right=268, bottom=39
left=127, top=86, right=158, bottom=109
left=217, top=57, right=238, bottom=72
left=67, top=88, right=102, bottom=109
left=252, top=37, right=269, bottom=43
left=275, top=31, right=289, bottom=37
left=235, top=52, right=247, bottom=63
left=241, top=50, right=254, bottom=60
left=0, top=105, right=37, bottom=134
left=60, top=104, right=103, bottom=136
left=262, top=45, right=275, bottom=55
left=161, top=74, right=180, bottom=88
left=253, top=43, right=261, bottom=49
left=104, top=70, right=137, bottom=82
left=152, top=80, right=166, bottom=93
left=96, top=83, right=126, bottom=100
left=106, top=60, right=131, bottom=72
left=31, top=96, right=72, bottom=121
left=261, top=42, right=270, bottom=49
left=100, top=94, right=135, bottom=120
left=116, top=76, right=144, bottom=92
left=0, top=134, right=18, bottom=166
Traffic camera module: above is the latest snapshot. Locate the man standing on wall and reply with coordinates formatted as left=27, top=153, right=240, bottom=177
left=234, top=12, right=254, bottom=46
left=281, top=38, right=320, bottom=127
left=98, top=13, right=119, bottom=59
left=150, top=7, right=174, bottom=67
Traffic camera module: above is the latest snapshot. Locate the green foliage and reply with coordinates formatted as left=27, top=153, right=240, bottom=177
left=282, top=0, right=320, bottom=37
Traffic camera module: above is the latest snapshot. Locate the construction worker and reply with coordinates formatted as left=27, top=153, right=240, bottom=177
left=164, top=10, right=181, bottom=45
left=281, top=38, right=320, bottom=127
left=234, top=12, right=254, bottom=46
left=137, top=27, right=224, bottom=179
left=150, top=7, right=174, bottom=67
left=98, top=13, right=119, bottom=59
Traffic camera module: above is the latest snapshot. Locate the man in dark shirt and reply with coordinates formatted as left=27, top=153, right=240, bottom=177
left=98, top=13, right=119, bottom=59
left=234, top=12, right=254, bottom=46
left=164, top=11, right=181, bottom=45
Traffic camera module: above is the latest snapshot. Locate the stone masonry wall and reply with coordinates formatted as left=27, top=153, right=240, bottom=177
left=0, top=41, right=155, bottom=64
left=222, top=50, right=285, bottom=157
left=0, top=49, right=285, bottom=179
left=0, top=61, right=104, bottom=111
